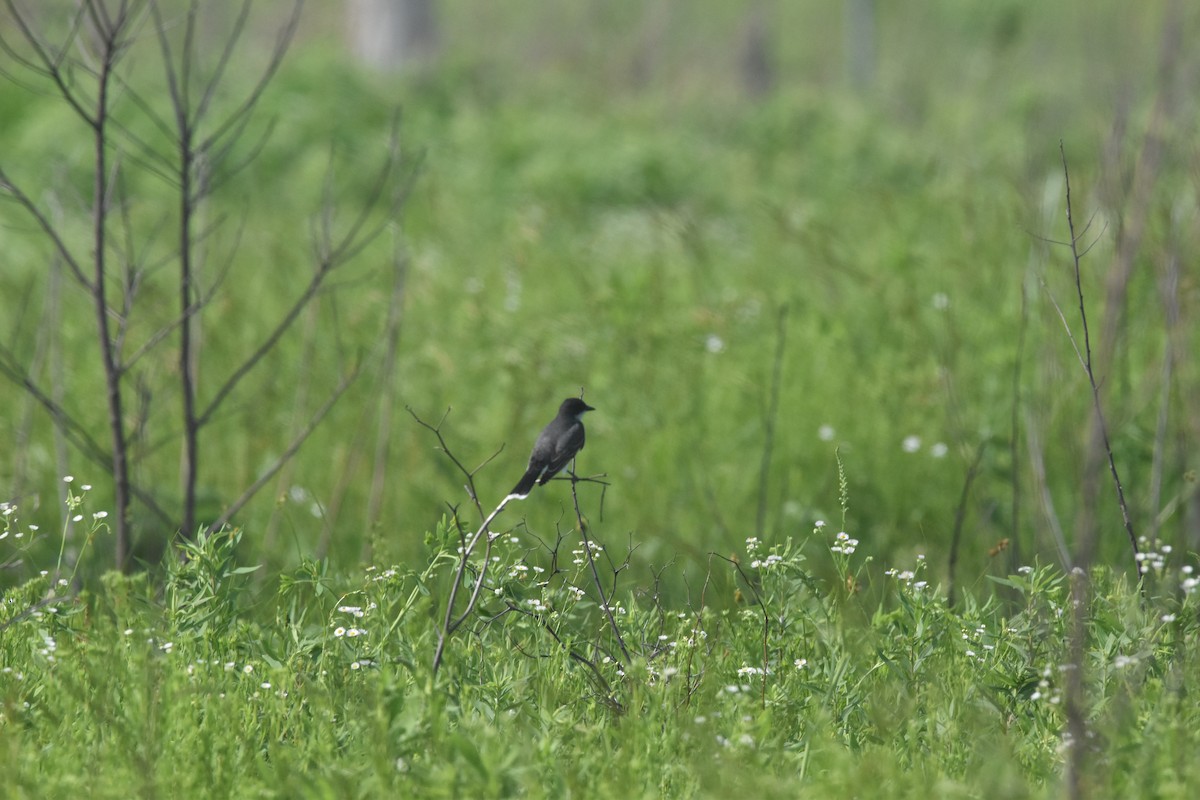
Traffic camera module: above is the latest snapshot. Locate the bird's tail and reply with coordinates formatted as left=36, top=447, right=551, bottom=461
left=508, top=467, right=540, bottom=499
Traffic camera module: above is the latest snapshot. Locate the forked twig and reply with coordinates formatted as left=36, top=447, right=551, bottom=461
left=408, top=407, right=512, bottom=675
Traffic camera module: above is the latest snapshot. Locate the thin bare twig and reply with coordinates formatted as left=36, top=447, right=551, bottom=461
left=946, top=441, right=986, bottom=608
left=1057, top=143, right=1139, bottom=567
left=497, top=601, right=623, bottom=713
left=570, top=469, right=631, bottom=664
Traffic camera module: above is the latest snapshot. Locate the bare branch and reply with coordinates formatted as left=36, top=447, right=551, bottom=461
left=570, top=470, right=631, bottom=664
left=197, top=135, right=414, bottom=429
left=0, top=168, right=92, bottom=289
left=198, top=0, right=303, bottom=156
left=1058, top=142, right=1138, bottom=564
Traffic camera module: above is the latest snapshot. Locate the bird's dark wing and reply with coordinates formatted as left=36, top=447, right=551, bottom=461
left=537, top=422, right=585, bottom=485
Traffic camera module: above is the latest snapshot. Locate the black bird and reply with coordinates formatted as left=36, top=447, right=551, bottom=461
left=509, top=397, right=595, bottom=499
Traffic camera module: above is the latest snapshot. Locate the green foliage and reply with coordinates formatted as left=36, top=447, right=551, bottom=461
left=3, top=506, right=1199, bottom=797
left=2, top=0, right=1199, bottom=794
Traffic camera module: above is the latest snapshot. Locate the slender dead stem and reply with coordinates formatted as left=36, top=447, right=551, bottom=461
left=1058, top=143, right=1139, bottom=568
left=570, top=470, right=631, bottom=664
left=87, top=1, right=134, bottom=569
left=946, top=441, right=986, bottom=608
left=714, top=552, right=770, bottom=707
left=431, top=497, right=511, bottom=674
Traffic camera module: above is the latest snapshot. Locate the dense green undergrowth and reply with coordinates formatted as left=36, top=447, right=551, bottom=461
left=2, top=1, right=1199, bottom=796
left=3, top=487, right=1198, bottom=798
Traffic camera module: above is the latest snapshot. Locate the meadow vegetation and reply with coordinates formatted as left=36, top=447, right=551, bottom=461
left=2, top=1, right=1198, bottom=796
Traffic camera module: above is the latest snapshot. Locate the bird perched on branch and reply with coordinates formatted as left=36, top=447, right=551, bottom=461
left=508, top=397, right=594, bottom=499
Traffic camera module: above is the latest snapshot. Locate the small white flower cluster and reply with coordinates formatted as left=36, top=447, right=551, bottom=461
left=1029, top=665, right=1062, bottom=704
left=885, top=561, right=927, bottom=591
left=38, top=634, right=57, bottom=661
left=960, top=623, right=996, bottom=661
left=507, top=562, right=546, bottom=580
left=830, top=531, right=858, bottom=555
left=715, top=733, right=756, bottom=748
left=736, top=665, right=770, bottom=677
left=745, top=536, right=785, bottom=568
left=1134, top=547, right=1168, bottom=574
left=0, top=499, right=34, bottom=541
left=366, top=566, right=399, bottom=581
left=571, top=540, right=603, bottom=566
left=331, top=602, right=372, bottom=638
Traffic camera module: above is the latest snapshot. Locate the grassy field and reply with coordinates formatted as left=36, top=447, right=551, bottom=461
left=2, top=0, right=1199, bottom=796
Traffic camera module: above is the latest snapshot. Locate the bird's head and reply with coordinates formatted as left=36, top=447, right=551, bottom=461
left=560, top=397, right=595, bottom=419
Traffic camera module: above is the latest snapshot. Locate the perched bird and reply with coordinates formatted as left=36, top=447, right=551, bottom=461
left=508, top=397, right=595, bottom=499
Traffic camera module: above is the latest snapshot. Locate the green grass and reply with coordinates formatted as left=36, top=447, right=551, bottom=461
left=2, top=0, right=1200, bottom=795
left=2, top=489, right=1198, bottom=798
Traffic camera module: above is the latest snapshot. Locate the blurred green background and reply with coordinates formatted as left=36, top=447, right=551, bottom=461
left=1, top=0, right=1196, bottom=594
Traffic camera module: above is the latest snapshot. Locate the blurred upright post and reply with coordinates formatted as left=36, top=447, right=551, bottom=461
left=348, top=0, right=440, bottom=72
left=844, top=0, right=876, bottom=91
